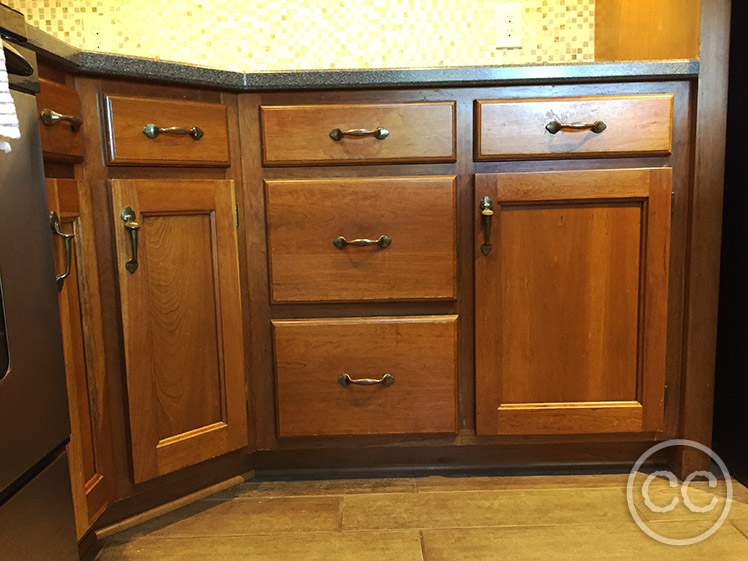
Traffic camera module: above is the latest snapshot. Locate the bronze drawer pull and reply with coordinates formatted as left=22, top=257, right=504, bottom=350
left=479, top=196, right=494, bottom=256
left=338, top=373, right=395, bottom=387
left=49, top=212, right=75, bottom=291
left=545, top=120, right=607, bottom=134
left=40, top=108, right=82, bottom=132
left=142, top=123, right=204, bottom=140
left=329, top=127, right=389, bottom=141
left=120, top=207, right=141, bottom=274
left=333, top=235, right=391, bottom=249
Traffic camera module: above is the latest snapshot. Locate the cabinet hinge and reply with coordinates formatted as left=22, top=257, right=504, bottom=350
left=235, top=204, right=239, bottom=228
left=664, top=385, right=669, bottom=407
left=671, top=192, right=675, bottom=216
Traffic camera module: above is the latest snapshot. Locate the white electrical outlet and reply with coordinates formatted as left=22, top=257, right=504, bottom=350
left=496, top=3, right=523, bottom=49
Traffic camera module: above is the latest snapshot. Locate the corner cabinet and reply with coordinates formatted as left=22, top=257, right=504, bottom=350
left=111, top=178, right=246, bottom=483
left=475, top=168, right=671, bottom=435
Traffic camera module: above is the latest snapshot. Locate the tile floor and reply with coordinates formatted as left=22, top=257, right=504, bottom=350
left=89, top=473, right=748, bottom=560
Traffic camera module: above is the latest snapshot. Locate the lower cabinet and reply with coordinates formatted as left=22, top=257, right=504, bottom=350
left=272, top=315, right=458, bottom=437
left=474, top=168, right=672, bottom=435
left=110, top=178, right=247, bottom=483
left=46, top=178, right=114, bottom=538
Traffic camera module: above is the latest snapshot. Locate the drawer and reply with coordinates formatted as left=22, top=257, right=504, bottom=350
left=102, top=94, right=230, bottom=166
left=260, top=101, right=456, bottom=165
left=475, top=94, right=674, bottom=160
left=36, top=78, right=84, bottom=162
left=265, top=176, right=456, bottom=302
left=273, top=316, right=458, bottom=437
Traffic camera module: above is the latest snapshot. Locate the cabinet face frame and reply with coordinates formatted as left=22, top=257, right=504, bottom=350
left=111, top=178, right=247, bottom=483
left=474, top=167, right=672, bottom=435
left=46, top=178, right=114, bottom=538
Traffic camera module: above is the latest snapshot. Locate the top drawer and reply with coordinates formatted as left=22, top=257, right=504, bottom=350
left=475, top=94, right=674, bottom=160
left=260, top=101, right=456, bottom=166
left=36, top=78, right=84, bottom=163
left=102, top=95, right=230, bottom=166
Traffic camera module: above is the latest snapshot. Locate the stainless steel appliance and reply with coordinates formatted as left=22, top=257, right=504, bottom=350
left=0, top=4, right=79, bottom=560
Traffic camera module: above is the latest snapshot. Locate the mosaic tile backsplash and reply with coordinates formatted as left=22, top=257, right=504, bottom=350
left=9, top=0, right=595, bottom=71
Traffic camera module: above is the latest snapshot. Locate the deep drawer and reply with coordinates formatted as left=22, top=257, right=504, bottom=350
left=475, top=94, right=674, bottom=160
left=265, top=176, right=457, bottom=303
left=102, top=94, right=230, bottom=166
left=260, top=101, right=456, bottom=165
left=36, top=78, right=84, bottom=162
left=273, top=315, right=458, bottom=437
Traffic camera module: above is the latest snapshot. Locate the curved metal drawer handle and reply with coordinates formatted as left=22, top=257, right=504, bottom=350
left=329, top=127, right=389, bottom=141
left=49, top=212, right=75, bottom=291
left=121, top=207, right=141, bottom=274
left=142, top=123, right=204, bottom=140
left=40, top=108, right=82, bottom=132
left=333, top=235, right=391, bottom=249
left=338, top=373, right=395, bottom=387
left=545, top=120, right=607, bottom=134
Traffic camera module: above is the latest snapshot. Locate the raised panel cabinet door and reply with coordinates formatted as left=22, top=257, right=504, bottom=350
left=474, top=168, right=671, bottom=435
left=46, top=179, right=114, bottom=538
left=111, top=179, right=246, bottom=483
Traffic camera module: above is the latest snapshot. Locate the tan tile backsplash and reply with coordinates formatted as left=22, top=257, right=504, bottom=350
left=9, top=0, right=595, bottom=71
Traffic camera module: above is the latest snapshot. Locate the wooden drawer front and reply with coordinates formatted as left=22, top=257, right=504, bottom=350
left=260, top=102, right=456, bottom=165
left=273, top=316, right=458, bottom=437
left=37, top=78, right=84, bottom=162
left=102, top=95, right=230, bottom=166
left=475, top=94, right=673, bottom=160
left=266, top=176, right=456, bottom=302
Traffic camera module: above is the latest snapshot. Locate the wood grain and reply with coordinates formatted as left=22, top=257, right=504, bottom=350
left=595, top=0, right=701, bottom=61
left=111, top=178, right=247, bottom=482
left=674, top=0, right=731, bottom=478
left=475, top=168, right=671, bottom=435
left=260, top=101, right=456, bottom=165
left=272, top=316, right=458, bottom=437
left=475, top=95, right=673, bottom=160
left=46, top=178, right=114, bottom=538
left=102, top=95, right=230, bottom=166
left=36, top=78, right=85, bottom=163
left=265, top=176, right=457, bottom=302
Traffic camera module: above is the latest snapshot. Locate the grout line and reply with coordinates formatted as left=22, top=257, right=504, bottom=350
left=419, top=530, right=428, bottom=561
left=338, top=497, right=344, bottom=532
left=730, top=520, right=748, bottom=541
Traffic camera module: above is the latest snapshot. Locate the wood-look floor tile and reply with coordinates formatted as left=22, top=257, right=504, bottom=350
left=109, top=496, right=341, bottom=540
left=625, top=475, right=748, bottom=524
left=416, top=473, right=630, bottom=493
left=731, top=518, right=748, bottom=540
left=95, top=531, right=424, bottom=561
left=421, top=521, right=748, bottom=561
left=208, top=477, right=417, bottom=500
left=342, top=488, right=632, bottom=531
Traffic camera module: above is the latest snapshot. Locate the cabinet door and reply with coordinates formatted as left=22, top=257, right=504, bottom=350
left=475, top=168, right=671, bottom=435
left=111, top=179, right=246, bottom=483
left=46, top=179, right=114, bottom=538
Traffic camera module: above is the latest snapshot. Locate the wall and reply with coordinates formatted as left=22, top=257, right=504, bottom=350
left=10, top=0, right=595, bottom=71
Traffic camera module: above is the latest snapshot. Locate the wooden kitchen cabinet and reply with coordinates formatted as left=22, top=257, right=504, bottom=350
left=46, top=178, right=115, bottom=538
left=110, top=178, right=247, bottom=483
left=474, top=168, right=672, bottom=435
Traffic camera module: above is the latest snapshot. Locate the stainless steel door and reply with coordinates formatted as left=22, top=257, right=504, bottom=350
left=0, top=89, right=70, bottom=492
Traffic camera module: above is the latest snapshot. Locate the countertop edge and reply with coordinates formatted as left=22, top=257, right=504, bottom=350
left=26, top=27, right=700, bottom=91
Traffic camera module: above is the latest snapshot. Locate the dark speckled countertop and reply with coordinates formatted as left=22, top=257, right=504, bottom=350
left=26, top=26, right=700, bottom=92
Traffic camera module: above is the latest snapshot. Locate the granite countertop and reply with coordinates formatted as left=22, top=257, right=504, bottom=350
left=27, top=26, right=700, bottom=92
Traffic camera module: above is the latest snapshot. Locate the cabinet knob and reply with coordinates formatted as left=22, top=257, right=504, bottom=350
left=142, top=123, right=204, bottom=140
left=40, top=108, right=82, bottom=132
left=333, top=235, right=392, bottom=249
left=120, top=207, right=141, bottom=274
